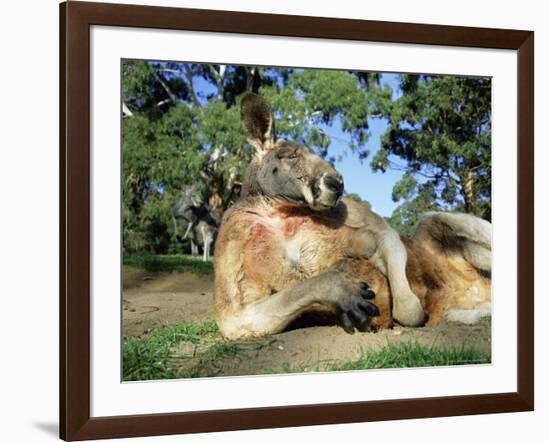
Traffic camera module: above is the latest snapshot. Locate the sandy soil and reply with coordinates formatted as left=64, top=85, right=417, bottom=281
left=123, top=268, right=491, bottom=376
left=123, top=267, right=215, bottom=337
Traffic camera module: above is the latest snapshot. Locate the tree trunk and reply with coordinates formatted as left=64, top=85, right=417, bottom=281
left=462, top=169, right=475, bottom=213
left=209, top=192, right=224, bottom=217
left=208, top=175, right=225, bottom=218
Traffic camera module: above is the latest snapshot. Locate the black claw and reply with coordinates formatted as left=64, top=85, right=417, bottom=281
left=348, top=308, right=370, bottom=332
left=360, top=282, right=370, bottom=291
left=357, top=300, right=380, bottom=317
left=357, top=299, right=372, bottom=313
left=368, top=303, right=380, bottom=317
left=337, top=311, right=356, bottom=334
left=360, top=289, right=376, bottom=300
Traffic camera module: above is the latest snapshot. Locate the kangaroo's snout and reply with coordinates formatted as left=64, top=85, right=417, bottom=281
left=311, top=172, right=344, bottom=209
left=322, top=173, right=344, bottom=198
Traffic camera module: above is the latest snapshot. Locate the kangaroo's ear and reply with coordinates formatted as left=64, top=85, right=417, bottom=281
left=240, top=92, right=276, bottom=156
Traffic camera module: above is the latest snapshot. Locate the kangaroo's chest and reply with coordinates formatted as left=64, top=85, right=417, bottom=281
left=278, top=220, right=331, bottom=270
left=242, top=210, right=347, bottom=285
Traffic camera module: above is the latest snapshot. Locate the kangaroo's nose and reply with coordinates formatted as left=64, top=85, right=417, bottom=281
left=323, top=173, right=344, bottom=197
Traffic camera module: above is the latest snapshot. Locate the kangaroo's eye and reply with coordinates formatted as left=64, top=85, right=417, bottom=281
left=272, top=167, right=278, bottom=174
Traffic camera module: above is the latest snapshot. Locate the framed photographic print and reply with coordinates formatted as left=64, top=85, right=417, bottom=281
left=60, top=1, right=534, bottom=440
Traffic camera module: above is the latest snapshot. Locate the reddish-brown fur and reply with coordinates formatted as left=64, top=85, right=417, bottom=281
left=214, top=198, right=491, bottom=336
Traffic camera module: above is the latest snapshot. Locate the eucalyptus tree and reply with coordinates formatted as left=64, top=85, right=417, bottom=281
left=371, top=74, right=491, bottom=234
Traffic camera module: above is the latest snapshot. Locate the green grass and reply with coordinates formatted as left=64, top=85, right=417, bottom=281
left=122, top=254, right=490, bottom=379
left=123, top=253, right=213, bottom=275
left=330, top=342, right=490, bottom=371
left=123, top=320, right=220, bottom=381
left=204, top=341, right=242, bottom=359
left=124, top=320, right=490, bottom=381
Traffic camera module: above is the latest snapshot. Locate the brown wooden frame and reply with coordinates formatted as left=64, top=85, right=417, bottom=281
left=60, top=1, right=534, bottom=440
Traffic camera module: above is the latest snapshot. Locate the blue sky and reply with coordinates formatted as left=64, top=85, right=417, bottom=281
left=325, top=73, right=403, bottom=216
left=190, top=68, right=404, bottom=217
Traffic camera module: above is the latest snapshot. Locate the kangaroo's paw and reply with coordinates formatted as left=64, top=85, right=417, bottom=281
left=335, top=281, right=380, bottom=334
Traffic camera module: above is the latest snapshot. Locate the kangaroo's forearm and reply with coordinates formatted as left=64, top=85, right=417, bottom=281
left=218, top=272, right=340, bottom=339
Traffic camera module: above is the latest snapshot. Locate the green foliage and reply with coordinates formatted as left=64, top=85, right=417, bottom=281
left=391, top=173, right=417, bottom=202
left=373, top=75, right=491, bottom=234
left=386, top=182, right=439, bottom=237
left=262, top=70, right=378, bottom=160
left=123, top=254, right=213, bottom=275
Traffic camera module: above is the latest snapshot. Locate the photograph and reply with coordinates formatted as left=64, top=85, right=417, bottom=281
left=121, top=60, right=493, bottom=381
left=1, top=0, right=542, bottom=440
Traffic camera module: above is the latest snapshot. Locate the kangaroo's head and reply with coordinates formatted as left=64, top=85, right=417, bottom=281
left=240, top=93, right=344, bottom=211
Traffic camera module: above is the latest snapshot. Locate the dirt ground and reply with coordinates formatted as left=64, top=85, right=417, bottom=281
left=123, top=268, right=491, bottom=376
left=123, top=267, right=215, bottom=337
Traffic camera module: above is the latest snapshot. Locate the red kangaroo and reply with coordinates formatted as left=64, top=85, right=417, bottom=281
left=213, top=93, right=491, bottom=339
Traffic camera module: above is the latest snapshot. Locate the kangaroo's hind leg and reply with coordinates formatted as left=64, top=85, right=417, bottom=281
left=190, top=240, right=199, bottom=258
left=371, top=228, right=426, bottom=326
